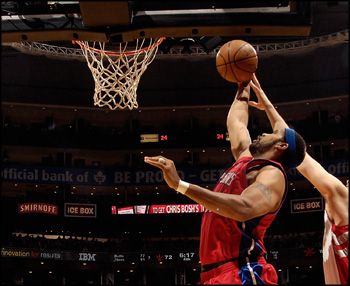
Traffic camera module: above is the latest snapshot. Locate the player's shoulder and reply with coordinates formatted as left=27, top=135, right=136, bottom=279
left=257, top=164, right=285, bottom=179
left=248, top=158, right=285, bottom=174
left=259, top=163, right=283, bottom=171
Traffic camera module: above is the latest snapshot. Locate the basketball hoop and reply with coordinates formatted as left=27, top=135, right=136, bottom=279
left=73, top=37, right=165, bottom=110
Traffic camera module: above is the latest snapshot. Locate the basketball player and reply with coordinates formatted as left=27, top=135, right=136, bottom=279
left=144, top=82, right=307, bottom=284
left=248, top=73, right=348, bottom=285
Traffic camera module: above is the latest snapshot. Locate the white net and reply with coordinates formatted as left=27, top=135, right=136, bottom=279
left=75, top=37, right=164, bottom=110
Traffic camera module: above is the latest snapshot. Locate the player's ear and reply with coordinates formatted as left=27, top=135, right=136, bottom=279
left=275, top=141, right=288, bottom=151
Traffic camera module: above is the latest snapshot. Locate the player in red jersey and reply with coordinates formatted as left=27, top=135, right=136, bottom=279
left=145, top=81, right=307, bottom=284
left=248, top=74, right=348, bottom=285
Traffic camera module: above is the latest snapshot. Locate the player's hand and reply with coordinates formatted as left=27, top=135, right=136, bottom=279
left=144, top=156, right=180, bottom=190
left=248, top=73, right=270, bottom=110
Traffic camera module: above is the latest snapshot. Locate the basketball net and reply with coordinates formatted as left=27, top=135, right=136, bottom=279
left=74, top=37, right=165, bottom=110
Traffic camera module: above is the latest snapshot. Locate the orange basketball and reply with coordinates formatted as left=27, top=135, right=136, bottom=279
left=216, top=40, right=258, bottom=83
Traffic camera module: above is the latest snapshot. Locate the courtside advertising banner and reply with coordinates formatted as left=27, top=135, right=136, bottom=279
left=1, top=247, right=199, bottom=264
left=1, top=161, right=348, bottom=185
left=64, top=203, right=97, bottom=218
left=17, top=203, right=59, bottom=215
left=290, top=197, right=324, bottom=214
left=112, top=204, right=206, bottom=215
left=1, top=248, right=62, bottom=260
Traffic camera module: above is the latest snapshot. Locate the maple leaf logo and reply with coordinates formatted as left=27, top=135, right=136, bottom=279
left=304, top=247, right=315, bottom=257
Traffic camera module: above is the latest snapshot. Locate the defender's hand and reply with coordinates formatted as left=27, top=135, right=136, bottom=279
left=248, top=74, right=270, bottom=110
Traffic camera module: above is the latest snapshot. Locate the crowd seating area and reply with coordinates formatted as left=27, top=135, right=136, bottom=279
left=4, top=230, right=323, bottom=253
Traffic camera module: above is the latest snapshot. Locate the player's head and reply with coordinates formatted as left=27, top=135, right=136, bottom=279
left=281, top=128, right=307, bottom=169
left=249, top=128, right=306, bottom=170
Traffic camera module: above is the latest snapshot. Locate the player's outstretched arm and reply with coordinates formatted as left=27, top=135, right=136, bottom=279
left=297, top=153, right=348, bottom=225
left=248, top=73, right=289, bottom=132
left=248, top=74, right=348, bottom=225
left=145, top=156, right=285, bottom=221
left=227, top=83, right=252, bottom=160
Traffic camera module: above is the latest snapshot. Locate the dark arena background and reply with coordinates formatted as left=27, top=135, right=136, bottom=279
left=1, top=1, right=348, bottom=285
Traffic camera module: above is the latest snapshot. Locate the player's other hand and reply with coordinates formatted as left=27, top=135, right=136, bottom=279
left=248, top=73, right=270, bottom=110
left=144, top=156, right=180, bottom=190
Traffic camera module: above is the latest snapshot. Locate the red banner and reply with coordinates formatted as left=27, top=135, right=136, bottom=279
left=114, top=204, right=206, bottom=215
left=18, top=203, right=59, bottom=215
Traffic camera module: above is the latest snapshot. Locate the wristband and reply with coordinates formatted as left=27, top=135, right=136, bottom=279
left=176, top=180, right=189, bottom=194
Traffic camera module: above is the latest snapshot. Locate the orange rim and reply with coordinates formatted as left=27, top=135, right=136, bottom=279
left=72, top=37, right=165, bottom=56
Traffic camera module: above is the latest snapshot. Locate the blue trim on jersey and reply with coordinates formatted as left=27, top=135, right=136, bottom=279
left=239, top=261, right=265, bottom=285
left=236, top=158, right=289, bottom=264
left=238, top=218, right=265, bottom=261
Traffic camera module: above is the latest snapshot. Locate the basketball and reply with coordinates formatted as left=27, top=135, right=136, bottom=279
left=216, top=40, right=258, bottom=83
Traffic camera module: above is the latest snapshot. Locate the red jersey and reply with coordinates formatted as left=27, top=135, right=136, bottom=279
left=199, top=156, right=288, bottom=266
left=323, top=211, right=349, bottom=284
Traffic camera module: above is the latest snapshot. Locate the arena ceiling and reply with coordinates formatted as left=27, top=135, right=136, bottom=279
left=2, top=1, right=313, bottom=43
left=1, top=2, right=348, bottom=46
left=1, top=1, right=348, bottom=107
